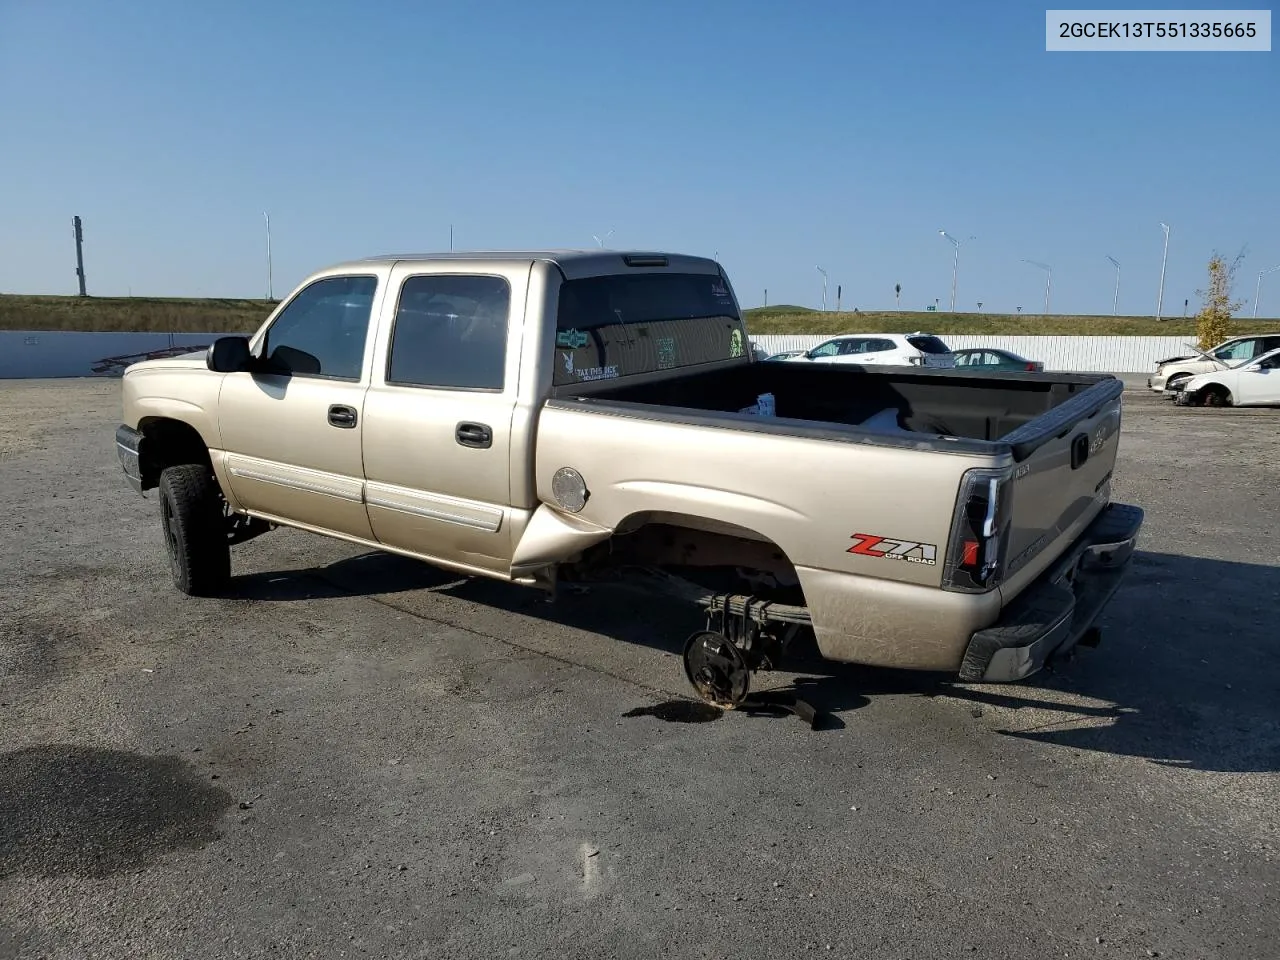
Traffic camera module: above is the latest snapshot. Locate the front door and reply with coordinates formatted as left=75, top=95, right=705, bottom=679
left=359, top=265, right=525, bottom=575
left=1236, top=354, right=1280, bottom=405
left=218, top=272, right=383, bottom=540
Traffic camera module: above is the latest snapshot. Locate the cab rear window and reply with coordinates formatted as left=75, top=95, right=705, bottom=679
left=907, top=335, right=952, bottom=354
left=553, top=272, right=747, bottom=386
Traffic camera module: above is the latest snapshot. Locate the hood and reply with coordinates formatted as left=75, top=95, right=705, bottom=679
left=120, top=352, right=210, bottom=377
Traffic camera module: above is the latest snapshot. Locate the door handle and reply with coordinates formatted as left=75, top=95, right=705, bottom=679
left=328, top=404, right=358, bottom=429
left=455, top=422, right=492, bottom=449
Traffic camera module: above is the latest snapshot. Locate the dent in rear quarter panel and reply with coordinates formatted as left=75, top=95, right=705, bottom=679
left=535, top=403, right=1008, bottom=670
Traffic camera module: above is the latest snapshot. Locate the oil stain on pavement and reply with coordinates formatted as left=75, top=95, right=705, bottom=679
left=0, top=745, right=232, bottom=878
left=622, top=699, right=724, bottom=723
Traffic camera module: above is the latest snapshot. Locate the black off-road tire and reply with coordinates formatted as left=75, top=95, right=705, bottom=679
left=157, top=464, right=230, bottom=596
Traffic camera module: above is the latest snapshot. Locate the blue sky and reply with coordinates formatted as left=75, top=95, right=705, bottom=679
left=1, top=0, right=1276, bottom=316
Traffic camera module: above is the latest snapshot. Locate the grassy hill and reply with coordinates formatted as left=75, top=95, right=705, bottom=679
left=1, top=293, right=1277, bottom=337
left=0, top=295, right=274, bottom=333
left=742, top=307, right=1280, bottom=337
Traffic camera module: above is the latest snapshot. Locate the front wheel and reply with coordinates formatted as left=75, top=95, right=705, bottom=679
left=157, top=464, right=230, bottom=596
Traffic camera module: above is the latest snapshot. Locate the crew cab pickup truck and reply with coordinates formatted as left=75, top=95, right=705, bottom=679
left=115, top=251, right=1143, bottom=706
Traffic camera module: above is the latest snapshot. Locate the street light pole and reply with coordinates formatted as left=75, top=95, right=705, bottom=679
left=939, top=230, right=975, bottom=312
left=816, top=265, right=828, bottom=311
left=264, top=211, right=273, bottom=301
left=1106, top=255, right=1120, bottom=316
left=1254, top=265, right=1280, bottom=319
left=592, top=228, right=615, bottom=248
left=1156, top=221, right=1171, bottom=321
left=1022, top=259, right=1053, bottom=314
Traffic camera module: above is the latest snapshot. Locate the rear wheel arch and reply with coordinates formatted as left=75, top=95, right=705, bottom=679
left=599, top=512, right=806, bottom=602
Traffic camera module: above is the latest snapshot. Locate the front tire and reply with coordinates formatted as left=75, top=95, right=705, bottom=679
left=158, top=464, right=230, bottom=596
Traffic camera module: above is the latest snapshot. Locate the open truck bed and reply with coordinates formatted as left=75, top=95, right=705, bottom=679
left=535, top=357, right=1130, bottom=682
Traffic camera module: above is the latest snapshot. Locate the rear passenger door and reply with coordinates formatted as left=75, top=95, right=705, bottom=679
left=360, top=264, right=527, bottom=575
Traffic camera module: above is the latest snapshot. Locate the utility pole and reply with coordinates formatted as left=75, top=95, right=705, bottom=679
left=1253, top=265, right=1280, bottom=319
left=764, top=288, right=768, bottom=307
left=1106, top=255, right=1120, bottom=316
left=895, top=283, right=901, bottom=310
left=264, top=212, right=274, bottom=301
left=449, top=224, right=454, bottom=252
left=1156, top=221, right=1170, bottom=321
left=72, top=216, right=87, bottom=296
left=836, top=284, right=842, bottom=312
left=939, top=230, right=975, bottom=311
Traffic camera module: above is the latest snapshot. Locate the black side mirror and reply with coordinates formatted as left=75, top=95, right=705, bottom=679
left=207, top=336, right=252, bottom=373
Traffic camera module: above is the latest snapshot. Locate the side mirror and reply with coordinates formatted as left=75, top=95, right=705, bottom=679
left=207, top=336, right=252, bottom=373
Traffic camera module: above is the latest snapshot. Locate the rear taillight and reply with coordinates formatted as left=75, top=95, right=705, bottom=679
left=1026, top=362, right=1038, bottom=371
left=941, top=466, right=1014, bottom=593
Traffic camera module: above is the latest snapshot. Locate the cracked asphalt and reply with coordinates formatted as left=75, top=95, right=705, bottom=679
left=0, top=378, right=1277, bottom=960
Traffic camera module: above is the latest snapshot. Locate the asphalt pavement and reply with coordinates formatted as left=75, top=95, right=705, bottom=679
left=0, top=379, right=1277, bottom=960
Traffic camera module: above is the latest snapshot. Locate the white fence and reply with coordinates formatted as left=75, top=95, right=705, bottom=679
left=1, top=330, right=1203, bottom=379
left=749, top=334, right=1197, bottom=373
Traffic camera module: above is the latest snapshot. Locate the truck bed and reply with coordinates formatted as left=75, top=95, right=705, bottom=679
left=553, top=360, right=1120, bottom=458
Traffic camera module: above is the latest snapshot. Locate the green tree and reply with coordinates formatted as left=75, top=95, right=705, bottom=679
left=1195, top=250, right=1245, bottom=351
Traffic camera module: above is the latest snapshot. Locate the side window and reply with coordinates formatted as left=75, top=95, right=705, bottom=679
left=387, top=274, right=511, bottom=390
left=809, top=341, right=841, bottom=358
left=839, top=339, right=867, bottom=355
left=261, top=275, right=377, bottom=379
left=1215, top=339, right=1255, bottom=361
left=871, top=339, right=897, bottom=353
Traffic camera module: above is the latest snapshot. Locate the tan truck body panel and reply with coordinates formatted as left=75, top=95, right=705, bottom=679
left=119, top=251, right=1141, bottom=679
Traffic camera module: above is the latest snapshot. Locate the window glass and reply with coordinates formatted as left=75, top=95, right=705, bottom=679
left=868, top=339, right=897, bottom=353
left=261, top=276, right=377, bottom=379
left=553, top=272, right=746, bottom=386
left=387, top=275, right=511, bottom=390
left=839, top=339, right=868, bottom=355
left=1214, top=339, right=1256, bottom=361
left=906, top=335, right=952, bottom=354
left=808, top=341, right=841, bottom=357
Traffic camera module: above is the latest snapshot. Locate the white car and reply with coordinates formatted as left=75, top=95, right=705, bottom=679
left=784, top=333, right=955, bottom=368
left=1175, top=346, right=1280, bottom=407
left=1148, top=333, right=1280, bottom=393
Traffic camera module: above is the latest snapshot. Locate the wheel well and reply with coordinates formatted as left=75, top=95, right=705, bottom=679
left=138, top=417, right=212, bottom=489
left=581, top=515, right=805, bottom=604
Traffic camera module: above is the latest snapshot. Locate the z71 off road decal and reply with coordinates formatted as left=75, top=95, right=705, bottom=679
left=847, top=533, right=938, bottom=566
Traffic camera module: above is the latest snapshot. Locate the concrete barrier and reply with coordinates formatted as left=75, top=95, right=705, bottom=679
left=0, top=331, right=215, bottom=379
left=1, top=330, right=1205, bottom=379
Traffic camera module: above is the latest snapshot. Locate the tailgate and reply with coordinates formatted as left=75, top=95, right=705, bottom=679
left=997, top=379, right=1125, bottom=591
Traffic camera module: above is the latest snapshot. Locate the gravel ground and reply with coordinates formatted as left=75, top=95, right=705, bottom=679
left=0, top=378, right=1277, bottom=960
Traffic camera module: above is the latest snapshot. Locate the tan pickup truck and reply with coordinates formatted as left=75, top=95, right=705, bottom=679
left=115, top=251, right=1143, bottom=707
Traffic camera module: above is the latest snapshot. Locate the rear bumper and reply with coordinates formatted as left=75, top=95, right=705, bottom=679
left=116, top=424, right=144, bottom=494
left=957, top=502, right=1144, bottom=683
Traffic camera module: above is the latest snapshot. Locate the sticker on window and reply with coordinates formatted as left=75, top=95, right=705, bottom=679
left=556, top=329, right=589, bottom=349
